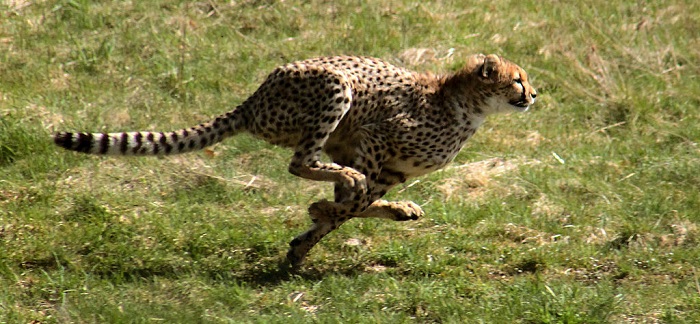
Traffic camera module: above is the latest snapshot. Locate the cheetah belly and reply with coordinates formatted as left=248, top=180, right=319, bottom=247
left=384, top=152, right=459, bottom=178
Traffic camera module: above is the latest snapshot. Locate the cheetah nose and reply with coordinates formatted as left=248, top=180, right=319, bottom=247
left=531, top=93, right=537, bottom=99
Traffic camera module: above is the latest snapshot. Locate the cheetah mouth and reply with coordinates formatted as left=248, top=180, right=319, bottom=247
left=509, top=100, right=530, bottom=109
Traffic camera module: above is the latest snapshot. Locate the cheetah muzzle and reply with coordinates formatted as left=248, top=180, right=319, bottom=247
left=53, top=54, right=537, bottom=268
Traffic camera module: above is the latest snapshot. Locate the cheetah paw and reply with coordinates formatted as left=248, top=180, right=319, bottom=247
left=386, top=201, right=424, bottom=221
left=339, top=170, right=367, bottom=195
left=358, top=200, right=424, bottom=221
left=286, top=235, right=308, bottom=267
left=308, top=199, right=334, bottom=223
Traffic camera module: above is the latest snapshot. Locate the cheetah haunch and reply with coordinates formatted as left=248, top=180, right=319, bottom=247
left=53, top=54, right=537, bottom=267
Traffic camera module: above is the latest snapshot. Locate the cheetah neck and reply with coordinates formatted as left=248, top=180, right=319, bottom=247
left=429, top=77, right=488, bottom=131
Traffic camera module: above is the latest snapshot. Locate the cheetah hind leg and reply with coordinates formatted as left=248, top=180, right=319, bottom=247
left=286, top=127, right=399, bottom=267
left=306, top=197, right=424, bottom=222
left=285, top=73, right=368, bottom=197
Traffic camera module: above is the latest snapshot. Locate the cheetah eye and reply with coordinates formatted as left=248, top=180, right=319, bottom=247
left=513, top=78, right=523, bottom=84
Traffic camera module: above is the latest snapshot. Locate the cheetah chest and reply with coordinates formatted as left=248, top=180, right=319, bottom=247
left=384, top=128, right=476, bottom=178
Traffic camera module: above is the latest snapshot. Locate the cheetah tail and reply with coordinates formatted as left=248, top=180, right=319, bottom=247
left=52, top=109, right=245, bottom=156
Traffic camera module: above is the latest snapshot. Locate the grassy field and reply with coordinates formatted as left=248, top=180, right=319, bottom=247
left=1, top=0, right=699, bottom=322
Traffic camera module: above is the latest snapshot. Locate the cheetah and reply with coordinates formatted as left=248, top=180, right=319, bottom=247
left=53, top=54, right=537, bottom=267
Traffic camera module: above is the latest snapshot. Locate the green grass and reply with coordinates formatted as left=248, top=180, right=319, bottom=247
left=1, top=0, right=699, bottom=322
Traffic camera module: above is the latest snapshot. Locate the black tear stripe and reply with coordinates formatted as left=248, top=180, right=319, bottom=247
left=119, top=132, right=129, bottom=154
left=75, top=133, right=94, bottom=153
left=98, top=133, right=110, bottom=154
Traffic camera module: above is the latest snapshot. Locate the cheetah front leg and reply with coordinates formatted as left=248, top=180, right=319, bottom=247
left=328, top=169, right=425, bottom=222
left=355, top=201, right=424, bottom=221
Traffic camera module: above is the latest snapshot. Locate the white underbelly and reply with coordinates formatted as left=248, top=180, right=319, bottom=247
left=384, top=154, right=456, bottom=178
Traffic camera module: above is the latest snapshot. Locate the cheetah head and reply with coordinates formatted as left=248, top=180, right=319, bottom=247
left=467, top=54, right=537, bottom=114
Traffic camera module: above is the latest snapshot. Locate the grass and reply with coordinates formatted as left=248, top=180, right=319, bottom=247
left=1, top=0, right=699, bottom=322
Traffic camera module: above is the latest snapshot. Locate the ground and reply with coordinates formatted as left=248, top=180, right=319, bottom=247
left=1, top=0, right=699, bottom=322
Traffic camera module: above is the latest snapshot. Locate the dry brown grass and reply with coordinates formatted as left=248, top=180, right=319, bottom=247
left=436, top=157, right=539, bottom=201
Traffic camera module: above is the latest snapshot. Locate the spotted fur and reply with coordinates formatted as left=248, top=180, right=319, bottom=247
left=53, top=54, right=537, bottom=267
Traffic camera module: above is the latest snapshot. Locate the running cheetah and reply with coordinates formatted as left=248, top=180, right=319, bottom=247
left=53, top=54, right=537, bottom=266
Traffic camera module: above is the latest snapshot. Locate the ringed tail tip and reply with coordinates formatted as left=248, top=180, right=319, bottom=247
left=53, top=132, right=73, bottom=149
left=52, top=132, right=95, bottom=153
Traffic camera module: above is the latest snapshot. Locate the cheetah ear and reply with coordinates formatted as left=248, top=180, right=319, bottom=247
left=480, top=54, right=501, bottom=82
